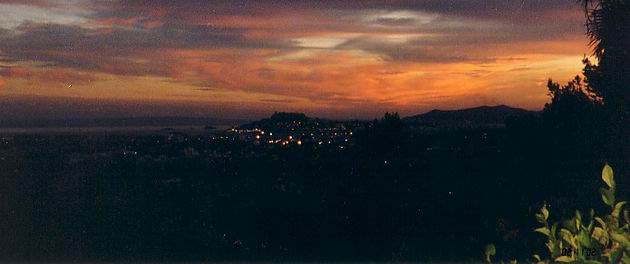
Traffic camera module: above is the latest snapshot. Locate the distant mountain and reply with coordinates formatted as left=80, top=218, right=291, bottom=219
left=403, top=105, right=536, bottom=129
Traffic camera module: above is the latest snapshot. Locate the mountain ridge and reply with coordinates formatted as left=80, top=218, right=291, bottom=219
left=403, top=105, right=537, bottom=129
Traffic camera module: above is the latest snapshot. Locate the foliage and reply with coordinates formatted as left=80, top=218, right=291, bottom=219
left=537, top=72, right=607, bottom=163
left=579, top=0, right=630, bottom=108
left=582, top=0, right=630, bottom=59
left=355, top=112, right=404, bottom=155
left=546, top=75, right=599, bottom=107
left=544, top=74, right=601, bottom=120
left=542, top=0, right=628, bottom=166
left=491, top=165, right=630, bottom=263
left=486, top=244, right=497, bottom=263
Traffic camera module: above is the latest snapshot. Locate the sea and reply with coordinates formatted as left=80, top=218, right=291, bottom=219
left=0, top=125, right=236, bottom=135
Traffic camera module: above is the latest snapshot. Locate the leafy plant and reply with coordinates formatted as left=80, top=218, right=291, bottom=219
left=485, top=244, right=496, bottom=263
left=534, top=164, right=630, bottom=263
left=488, top=164, right=630, bottom=263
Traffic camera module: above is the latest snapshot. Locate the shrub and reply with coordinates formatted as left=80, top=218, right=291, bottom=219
left=488, top=164, right=630, bottom=263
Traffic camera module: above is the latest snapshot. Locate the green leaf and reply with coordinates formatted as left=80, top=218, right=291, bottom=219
left=610, top=233, right=630, bottom=248
left=577, top=229, right=592, bottom=248
left=560, top=228, right=575, bottom=247
left=574, top=210, right=583, bottom=232
left=532, top=254, right=541, bottom=262
left=592, top=227, right=608, bottom=244
left=546, top=241, right=554, bottom=255
left=601, top=188, right=615, bottom=207
left=576, top=210, right=582, bottom=222
left=555, top=255, right=573, bottom=262
left=536, top=227, right=551, bottom=238
left=485, top=244, right=496, bottom=256
left=602, top=164, right=614, bottom=189
left=613, top=201, right=627, bottom=218
left=536, top=213, right=546, bottom=224
left=551, top=223, right=558, bottom=239
left=542, top=203, right=549, bottom=221
left=562, top=218, right=578, bottom=234
left=595, top=217, right=607, bottom=229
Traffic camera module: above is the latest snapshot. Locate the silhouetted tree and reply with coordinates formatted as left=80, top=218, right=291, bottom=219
left=540, top=1, right=628, bottom=164
left=545, top=75, right=599, bottom=109
left=540, top=75, right=604, bottom=159
left=580, top=0, right=630, bottom=109
left=355, top=112, right=404, bottom=156
left=579, top=0, right=629, bottom=165
left=375, top=112, right=404, bottom=149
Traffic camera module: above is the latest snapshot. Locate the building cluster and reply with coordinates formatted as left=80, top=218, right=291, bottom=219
left=225, top=119, right=360, bottom=148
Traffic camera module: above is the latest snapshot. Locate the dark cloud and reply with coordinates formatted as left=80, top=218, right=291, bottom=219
left=100, top=1, right=574, bottom=14
left=509, top=66, right=532, bottom=72
left=337, top=37, right=494, bottom=64
left=259, top=98, right=301, bottom=104
left=195, top=88, right=218, bottom=92
left=87, top=0, right=580, bottom=23
left=4, top=21, right=289, bottom=52
left=0, top=21, right=294, bottom=77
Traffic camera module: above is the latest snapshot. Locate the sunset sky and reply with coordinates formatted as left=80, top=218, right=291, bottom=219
left=0, top=0, right=591, bottom=120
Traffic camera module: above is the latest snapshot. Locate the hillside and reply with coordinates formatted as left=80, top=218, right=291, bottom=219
left=403, top=105, right=536, bottom=129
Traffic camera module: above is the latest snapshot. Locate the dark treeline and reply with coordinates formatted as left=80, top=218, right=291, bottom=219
left=0, top=103, right=624, bottom=262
